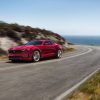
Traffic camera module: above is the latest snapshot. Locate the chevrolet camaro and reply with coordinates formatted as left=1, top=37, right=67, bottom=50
left=8, top=40, right=62, bottom=62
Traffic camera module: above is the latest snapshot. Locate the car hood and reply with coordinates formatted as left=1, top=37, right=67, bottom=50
left=9, top=45, right=36, bottom=50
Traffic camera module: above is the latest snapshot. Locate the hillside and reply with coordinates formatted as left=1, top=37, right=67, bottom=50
left=0, top=21, right=68, bottom=55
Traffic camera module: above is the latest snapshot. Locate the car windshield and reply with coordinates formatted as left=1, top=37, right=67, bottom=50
left=25, top=40, right=43, bottom=46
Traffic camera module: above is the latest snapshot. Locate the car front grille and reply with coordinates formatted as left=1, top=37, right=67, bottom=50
left=9, top=56, right=22, bottom=59
left=9, top=50, right=23, bottom=54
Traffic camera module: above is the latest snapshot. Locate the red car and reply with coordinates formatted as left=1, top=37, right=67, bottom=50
left=8, top=40, right=62, bottom=62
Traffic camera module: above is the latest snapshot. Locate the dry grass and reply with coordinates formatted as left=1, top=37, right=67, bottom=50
left=68, top=71, right=100, bottom=100
left=0, top=55, right=8, bottom=61
left=63, top=47, right=75, bottom=53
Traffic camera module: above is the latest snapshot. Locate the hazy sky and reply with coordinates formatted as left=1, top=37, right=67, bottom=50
left=0, top=0, right=100, bottom=36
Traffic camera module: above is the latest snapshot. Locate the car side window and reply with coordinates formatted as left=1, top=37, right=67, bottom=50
left=44, top=40, right=54, bottom=45
left=44, top=41, right=50, bottom=45
left=48, top=41, right=53, bottom=45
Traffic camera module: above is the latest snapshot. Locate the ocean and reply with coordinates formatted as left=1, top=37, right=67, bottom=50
left=64, top=36, right=100, bottom=46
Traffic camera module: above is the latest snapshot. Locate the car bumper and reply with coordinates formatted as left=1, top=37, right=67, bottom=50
left=8, top=53, right=32, bottom=61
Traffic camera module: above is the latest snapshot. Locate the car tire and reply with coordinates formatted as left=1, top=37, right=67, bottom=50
left=56, top=49, right=62, bottom=58
left=32, top=50, right=40, bottom=62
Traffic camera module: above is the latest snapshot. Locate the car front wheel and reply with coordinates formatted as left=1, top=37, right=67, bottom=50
left=32, top=50, right=40, bottom=62
left=56, top=49, right=62, bottom=58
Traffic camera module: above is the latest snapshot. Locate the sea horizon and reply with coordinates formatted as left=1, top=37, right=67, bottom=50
left=63, top=35, right=100, bottom=46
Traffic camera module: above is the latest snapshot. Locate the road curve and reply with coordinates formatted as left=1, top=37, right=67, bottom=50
left=0, top=45, right=100, bottom=100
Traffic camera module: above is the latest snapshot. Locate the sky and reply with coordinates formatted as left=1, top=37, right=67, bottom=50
left=0, top=0, right=100, bottom=36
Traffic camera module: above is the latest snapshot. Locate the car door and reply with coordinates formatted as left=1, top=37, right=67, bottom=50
left=43, top=41, right=56, bottom=56
left=47, top=41, right=56, bottom=54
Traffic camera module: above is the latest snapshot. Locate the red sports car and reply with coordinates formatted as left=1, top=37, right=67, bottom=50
left=8, top=40, right=62, bottom=62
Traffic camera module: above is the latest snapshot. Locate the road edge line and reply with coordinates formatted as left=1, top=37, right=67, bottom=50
left=55, top=68, right=100, bottom=100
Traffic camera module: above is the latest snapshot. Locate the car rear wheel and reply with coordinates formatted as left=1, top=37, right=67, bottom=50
left=56, top=49, right=62, bottom=58
left=32, top=50, right=40, bottom=62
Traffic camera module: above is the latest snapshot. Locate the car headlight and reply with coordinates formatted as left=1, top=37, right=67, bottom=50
left=21, top=49, right=26, bottom=52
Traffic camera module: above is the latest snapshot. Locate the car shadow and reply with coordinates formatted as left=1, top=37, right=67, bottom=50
left=6, top=57, right=57, bottom=64
left=6, top=60, right=33, bottom=64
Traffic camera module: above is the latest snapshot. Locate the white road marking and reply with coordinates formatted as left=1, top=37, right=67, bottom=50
left=61, top=48, right=92, bottom=60
left=55, top=68, right=100, bottom=100
left=0, top=48, right=92, bottom=71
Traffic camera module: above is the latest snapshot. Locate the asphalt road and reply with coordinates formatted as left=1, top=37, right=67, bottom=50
left=0, top=45, right=100, bottom=100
